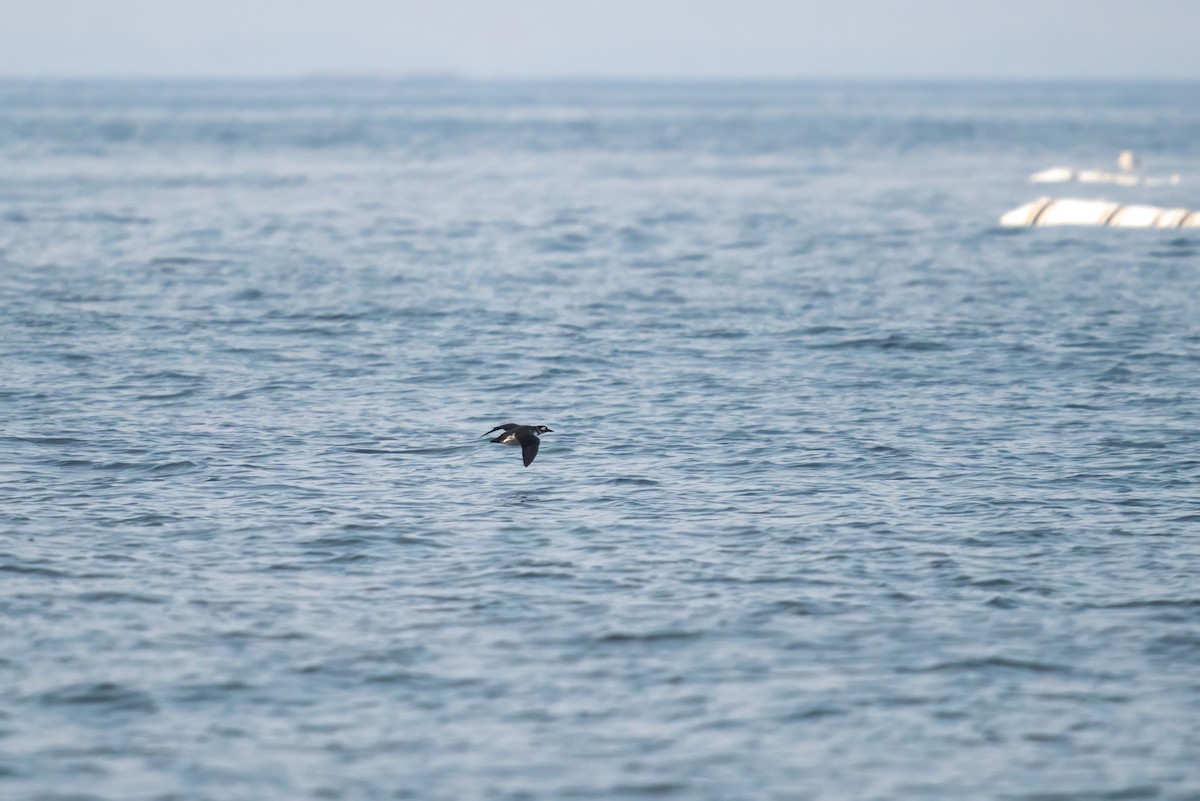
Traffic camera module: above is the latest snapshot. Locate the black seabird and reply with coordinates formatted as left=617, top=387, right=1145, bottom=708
left=481, top=423, right=553, bottom=467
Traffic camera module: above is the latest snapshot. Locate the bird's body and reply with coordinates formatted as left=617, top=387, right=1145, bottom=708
left=481, top=423, right=553, bottom=467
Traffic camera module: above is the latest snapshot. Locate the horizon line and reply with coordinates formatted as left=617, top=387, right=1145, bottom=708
left=2, top=71, right=1199, bottom=85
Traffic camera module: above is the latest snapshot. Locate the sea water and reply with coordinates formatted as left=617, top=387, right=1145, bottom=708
left=1, top=79, right=1199, bottom=800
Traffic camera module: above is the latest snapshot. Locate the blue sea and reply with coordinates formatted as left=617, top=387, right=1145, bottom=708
left=2, top=79, right=1199, bottom=801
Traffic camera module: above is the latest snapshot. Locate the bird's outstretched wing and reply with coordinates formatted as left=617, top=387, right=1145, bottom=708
left=480, top=423, right=519, bottom=438
left=516, top=429, right=541, bottom=466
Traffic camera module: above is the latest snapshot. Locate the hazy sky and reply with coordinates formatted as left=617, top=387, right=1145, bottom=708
left=2, top=0, right=1197, bottom=80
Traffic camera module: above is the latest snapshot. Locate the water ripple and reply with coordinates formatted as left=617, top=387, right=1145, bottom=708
left=2, top=78, right=1199, bottom=801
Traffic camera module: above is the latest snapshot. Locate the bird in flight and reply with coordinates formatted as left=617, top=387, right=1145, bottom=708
left=481, top=423, right=554, bottom=467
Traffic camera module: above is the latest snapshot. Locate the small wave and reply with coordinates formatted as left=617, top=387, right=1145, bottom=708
left=810, top=333, right=950, bottom=352
left=69, top=211, right=153, bottom=225
left=136, top=388, right=199, bottom=401
left=605, top=782, right=687, bottom=796
left=900, top=656, right=1070, bottom=674
left=1013, top=787, right=1160, bottom=801
left=95, top=460, right=143, bottom=471
left=43, top=458, right=198, bottom=474
left=535, top=232, right=591, bottom=253
left=320, top=552, right=373, bottom=564
left=3, top=435, right=84, bottom=446
left=74, top=591, right=166, bottom=604
left=362, top=670, right=427, bottom=685
left=694, top=328, right=749, bottom=339
left=308, top=533, right=375, bottom=547
left=220, top=629, right=308, bottom=642
left=1098, top=437, right=1167, bottom=450
left=149, top=460, right=199, bottom=474
left=172, top=680, right=254, bottom=703
left=36, top=682, right=157, bottom=713
left=221, top=383, right=294, bottom=400
left=1089, top=598, right=1200, bottom=610
left=597, top=630, right=703, bottom=644
left=506, top=569, right=575, bottom=580
left=393, top=445, right=470, bottom=456
left=136, top=369, right=206, bottom=382
left=109, top=512, right=179, bottom=527
left=756, top=600, right=827, bottom=617
left=785, top=460, right=835, bottom=469
left=0, top=563, right=68, bottom=579
left=149, top=255, right=227, bottom=266
left=604, top=477, right=660, bottom=486
left=788, top=325, right=848, bottom=336
left=1145, top=633, right=1200, bottom=658
left=266, top=309, right=376, bottom=323
left=955, top=576, right=1017, bottom=589
left=777, top=705, right=847, bottom=721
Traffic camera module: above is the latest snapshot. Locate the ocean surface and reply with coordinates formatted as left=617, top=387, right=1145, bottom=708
left=1, top=79, right=1199, bottom=801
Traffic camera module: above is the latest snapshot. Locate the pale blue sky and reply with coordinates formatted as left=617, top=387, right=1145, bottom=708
left=2, top=0, right=1197, bottom=79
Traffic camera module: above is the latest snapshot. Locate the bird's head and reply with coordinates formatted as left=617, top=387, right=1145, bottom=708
left=535, top=425, right=553, bottom=434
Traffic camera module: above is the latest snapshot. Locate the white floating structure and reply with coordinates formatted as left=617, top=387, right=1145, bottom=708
left=1000, top=197, right=1200, bottom=228
left=1030, top=167, right=1182, bottom=187
left=1030, top=151, right=1182, bottom=187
